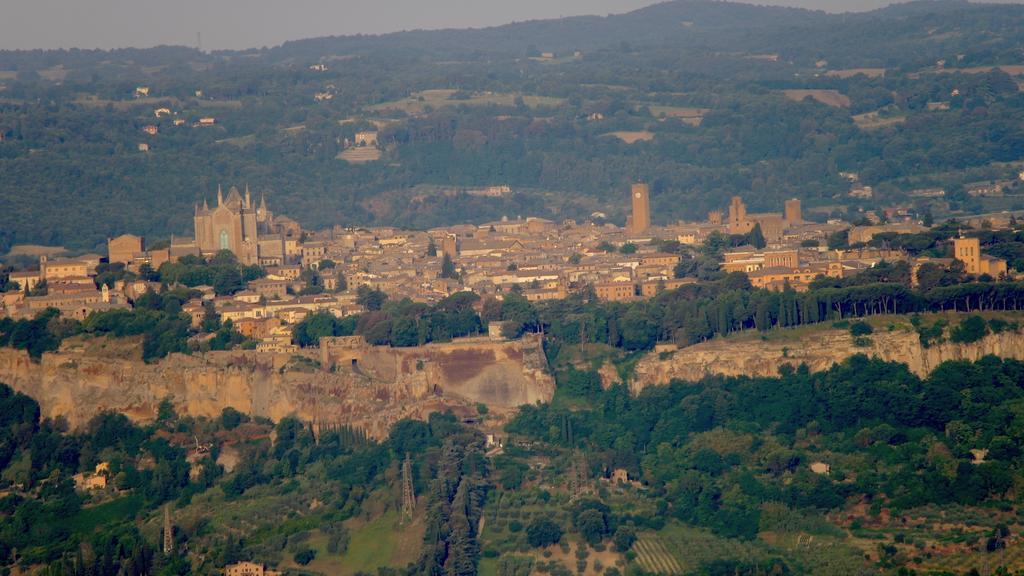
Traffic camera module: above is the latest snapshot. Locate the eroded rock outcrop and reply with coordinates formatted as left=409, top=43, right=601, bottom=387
left=631, top=328, right=1024, bottom=394
left=0, top=335, right=554, bottom=438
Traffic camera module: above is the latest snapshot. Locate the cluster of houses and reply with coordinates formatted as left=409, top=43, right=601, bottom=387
left=2, top=254, right=130, bottom=320
left=1, top=187, right=1015, bottom=344
left=720, top=221, right=1008, bottom=292
left=133, top=86, right=218, bottom=152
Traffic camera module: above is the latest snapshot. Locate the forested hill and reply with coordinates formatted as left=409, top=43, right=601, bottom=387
left=4, top=1, right=1024, bottom=252
left=268, top=1, right=828, bottom=60
left=271, top=0, right=1024, bottom=66
left=1, top=1, right=1017, bottom=66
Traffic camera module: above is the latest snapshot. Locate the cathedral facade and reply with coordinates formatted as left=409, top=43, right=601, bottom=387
left=190, top=185, right=285, bottom=266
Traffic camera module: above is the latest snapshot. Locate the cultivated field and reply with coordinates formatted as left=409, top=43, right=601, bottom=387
left=653, top=525, right=771, bottom=573
left=603, top=131, right=655, bottom=144
left=645, top=105, right=710, bottom=125
left=853, top=111, right=907, bottom=130
left=783, top=89, right=851, bottom=108
left=826, top=68, right=886, bottom=78
left=934, top=65, right=1024, bottom=75
left=72, top=95, right=244, bottom=111
left=367, top=89, right=565, bottom=115
left=634, top=535, right=683, bottom=574
left=338, top=147, right=383, bottom=163
left=37, top=65, right=68, bottom=82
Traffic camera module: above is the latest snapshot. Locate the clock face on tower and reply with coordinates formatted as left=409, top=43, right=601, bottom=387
left=635, top=192, right=642, bottom=198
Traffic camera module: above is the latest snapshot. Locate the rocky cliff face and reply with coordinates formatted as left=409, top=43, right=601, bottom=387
left=631, top=329, right=1024, bottom=393
left=0, top=336, right=555, bottom=438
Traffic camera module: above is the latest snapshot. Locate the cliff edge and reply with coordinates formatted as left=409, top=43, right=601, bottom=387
left=0, top=335, right=555, bottom=437
left=632, top=328, right=1024, bottom=393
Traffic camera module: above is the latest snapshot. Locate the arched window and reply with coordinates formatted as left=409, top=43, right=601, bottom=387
left=219, top=230, right=229, bottom=250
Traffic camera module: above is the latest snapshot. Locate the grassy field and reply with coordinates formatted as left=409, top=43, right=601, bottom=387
left=825, top=68, right=886, bottom=78
left=37, top=66, right=68, bottom=82
left=853, top=111, right=907, bottom=130
left=367, top=89, right=564, bottom=115
left=644, top=105, right=709, bottom=125
left=72, top=95, right=244, bottom=111
left=478, top=557, right=499, bottom=576
left=217, top=134, right=257, bottom=147
left=782, top=89, right=851, bottom=108
left=67, top=494, right=146, bottom=535
left=932, top=64, right=1024, bottom=75
left=279, top=510, right=424, bottom=576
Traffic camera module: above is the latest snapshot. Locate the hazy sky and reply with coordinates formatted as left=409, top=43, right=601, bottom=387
left=1, top=0, right=1021, bottom=51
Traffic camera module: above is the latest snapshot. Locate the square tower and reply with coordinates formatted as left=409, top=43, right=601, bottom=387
left=728, top=196, right=751, bottom=235
left=784, top=198, right=802, bottom=226
left=630, top=183, right=651, bottom=234
left=954, top=236, right=981, bottom=275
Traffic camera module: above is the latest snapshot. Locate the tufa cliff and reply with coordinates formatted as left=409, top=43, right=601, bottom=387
left=631, top=328, right=1024, bottom=394
left=0, top=335, right=554, bottom=438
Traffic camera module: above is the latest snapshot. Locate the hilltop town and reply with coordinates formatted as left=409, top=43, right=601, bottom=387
left=11, top=3, right=1024, bottom=574
left=0, top=179, right=1014, bottom=356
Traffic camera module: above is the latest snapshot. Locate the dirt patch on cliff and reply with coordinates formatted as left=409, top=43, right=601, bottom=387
left=436, top=349, right=498, bottom=383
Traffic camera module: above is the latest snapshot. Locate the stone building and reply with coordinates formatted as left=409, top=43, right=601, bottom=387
left=595, top=281, right=637, bottom=302
left=185, top=185, right=287, bottom=266
left=725, top=196, right=791, bottom=243
left=954, top=236, right=1008, bottom=277
left=107, top=234, right=145, bottom=266
left=224, top=562, right=281, bottom=576
left=40, top=256, right=90, bottom=280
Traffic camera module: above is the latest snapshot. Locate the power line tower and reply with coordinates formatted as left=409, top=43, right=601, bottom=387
left=569, top=450, right=589, bottom=501
left=401, top=453, right=416, bottom=521
left=162, top=504, right=174, bottom=556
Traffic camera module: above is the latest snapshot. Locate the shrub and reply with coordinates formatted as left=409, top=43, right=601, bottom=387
left=919, top=322, right=946, bottom=347
left=951, top=315, right=988, bottom=344
left=988, top=318, right=1017, bottom=334
left=293, top=547, right=316, bottom=565
left=849, top=321, right=873, bottom=337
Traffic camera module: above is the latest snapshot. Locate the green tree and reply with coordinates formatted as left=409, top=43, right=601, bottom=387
left=747, top=223, right=766, bottom=249
left=951, top=315, right=988, bottom=343
left=526, top=518, right=563, bottom=548
left=440, top=253, right=459, bottom=280
left=356, top=286, right=388, bottom=311
left=612, top=526, right=636, bottom=552
left=620, top=306, right=658, bottom=351
left=156, top=397, right=177, bottom=425
left=576, top=509, right=608, bottom=546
